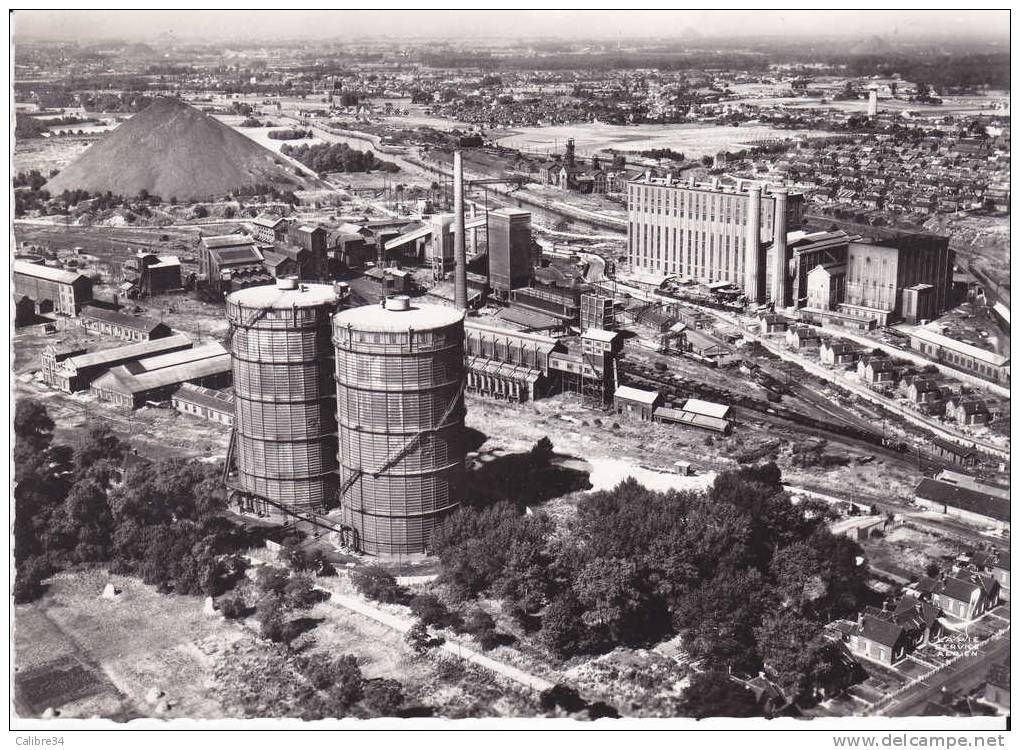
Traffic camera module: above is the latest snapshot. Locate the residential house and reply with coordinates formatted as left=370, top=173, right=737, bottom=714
left=757, top=313, right=788, bottom=334
left=857, top=355, right=897, bottom=386
left=785, top=325, right=821, bottom=351
left=929, top=574, right=1000, bottom=620
left=845, top=614, right=909, bottom=666
left=944, top=397, right=990, bottom=427
left=906, top=377, right=943, bottom=406
left=819, top=339, right=858, bottom=367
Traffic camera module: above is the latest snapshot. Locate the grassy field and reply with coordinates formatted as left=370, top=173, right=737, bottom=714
left=14, top=135, right=95, bottom=176
left=14, top=570, right=244, bottom=719
left=15, top=566, right=544, bottom=720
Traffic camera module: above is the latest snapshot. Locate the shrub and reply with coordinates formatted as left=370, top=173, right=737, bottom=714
left=282, top=573, right=319, bottom=610
left=350, top=565, right=407, bottom=604
left=219, top=593, right=249, bottom=620
left=405, top=621, right=434, bottom=656
left=409, top=593, right=462, bottom=630
left=539, top=684, right=586, bottom=714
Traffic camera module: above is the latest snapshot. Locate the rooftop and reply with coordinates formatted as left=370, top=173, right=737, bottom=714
left=227, top=282, right=338, bottom=310
left=907, top=325, right=1009, bottom=367
left=858, top=614, right=904, bottom=648
left=333, top=300, right=464, bottom=334
left=94, top=354, right=232, bottom=395
left=81, top=306, right=169, bottom=332
left=682, top=398, right=731, bottom=419
left=581, top=327, right=619, bottom=343
left=14, top=260, right=87, bottom=285
left=174, top=383, right=235, bottom=412
left=201, top=234, right=259, bottom=249
left=614, top=385, right=659, bottom=405
left=127, top=342, right=228, bottom=374
left=63, top=334, right=192, bottom=371
left=914, top=478, right=1009, bottom=523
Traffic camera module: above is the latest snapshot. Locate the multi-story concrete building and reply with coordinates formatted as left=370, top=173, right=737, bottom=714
left=626, top=177, right=804, bottom=305
left=842, top=235, right=954, bottom=326
left=487, top=208, right=533, bottom=297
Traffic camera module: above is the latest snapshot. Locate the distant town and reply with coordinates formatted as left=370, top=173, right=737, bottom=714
left=11, top=14, right=1010, bottom=728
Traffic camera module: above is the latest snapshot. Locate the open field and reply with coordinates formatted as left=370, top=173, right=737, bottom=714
left=493, top=122, right=818, bottom=159
left=15, top=567, right=545, bottom=720
left=14, top=135, right=95, bottom=175
left=14, top=221, right=207, bottom=263
left=14, top=570, right=244, bottom=719
left=859, top=524, right=959, bottom=582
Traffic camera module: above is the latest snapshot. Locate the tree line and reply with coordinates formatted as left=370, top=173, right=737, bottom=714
left=430, top=460, right=870, bottom=710
left=280, top=141, right=400, bottom=175
left=13, top=399, right=247, bottom=604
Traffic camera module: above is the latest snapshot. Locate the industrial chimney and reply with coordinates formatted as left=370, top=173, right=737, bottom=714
left=770, top=188, right=789, bottom=308
left=453, top=151, right=467, bottom=310
left=743, top=184, right=762, bottom=303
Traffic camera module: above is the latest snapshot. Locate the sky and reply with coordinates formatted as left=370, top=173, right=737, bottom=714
left=12, top=9, right=1010, bottom=44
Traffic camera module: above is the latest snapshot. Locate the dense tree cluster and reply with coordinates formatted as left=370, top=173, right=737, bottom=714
left=15, top=114, right=49, bottom=139
left=431, top=463, right=869, bottom=707
left=13, top=400, right=248, bottom=603
left=637, top=148, right=686, bottom=162
left=267, top=128, right=313, bottom=140
left=843, top=53, right=1009, bottom=93
left=280, top=142, right=399, bottom=175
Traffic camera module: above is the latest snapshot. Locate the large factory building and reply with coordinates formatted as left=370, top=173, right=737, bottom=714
left=796, top=230, right=955, bottom=327
left=627, top=177, right=804, bottom=306
left=14, top=260, right=93, bottom=318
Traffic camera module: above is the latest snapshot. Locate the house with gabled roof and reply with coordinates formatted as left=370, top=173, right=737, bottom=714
left=911, top=573, right=1000, bottom=621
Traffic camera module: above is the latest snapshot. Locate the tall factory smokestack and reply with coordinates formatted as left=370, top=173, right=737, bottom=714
left=770, top=187, right=789, bottom=308
left=743, top=184, right=762, bottom=303
left=453, top=151, right=468, bottom=310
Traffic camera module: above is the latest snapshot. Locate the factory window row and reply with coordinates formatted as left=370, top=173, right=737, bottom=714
left=228, top=306, right=332, bottom=328
left=630, top=187, right=751, bottom=225
left=465, top=338, right=545, bottom=368
left=335, top=329, right=462, bottom=350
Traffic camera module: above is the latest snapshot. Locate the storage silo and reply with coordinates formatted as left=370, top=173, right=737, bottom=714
left=333, top=296, right=466, bottom=555
left=226, top=278, right=340, bottom=514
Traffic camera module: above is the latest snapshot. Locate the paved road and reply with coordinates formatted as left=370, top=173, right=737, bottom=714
left=880, top=629, right=1009, bottom=716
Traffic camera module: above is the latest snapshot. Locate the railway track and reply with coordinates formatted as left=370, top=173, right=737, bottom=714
left=618, top=362, right=956, bottom=474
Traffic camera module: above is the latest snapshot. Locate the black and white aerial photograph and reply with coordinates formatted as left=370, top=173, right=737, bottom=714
left=8, top=8, right=1012, bottom=743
